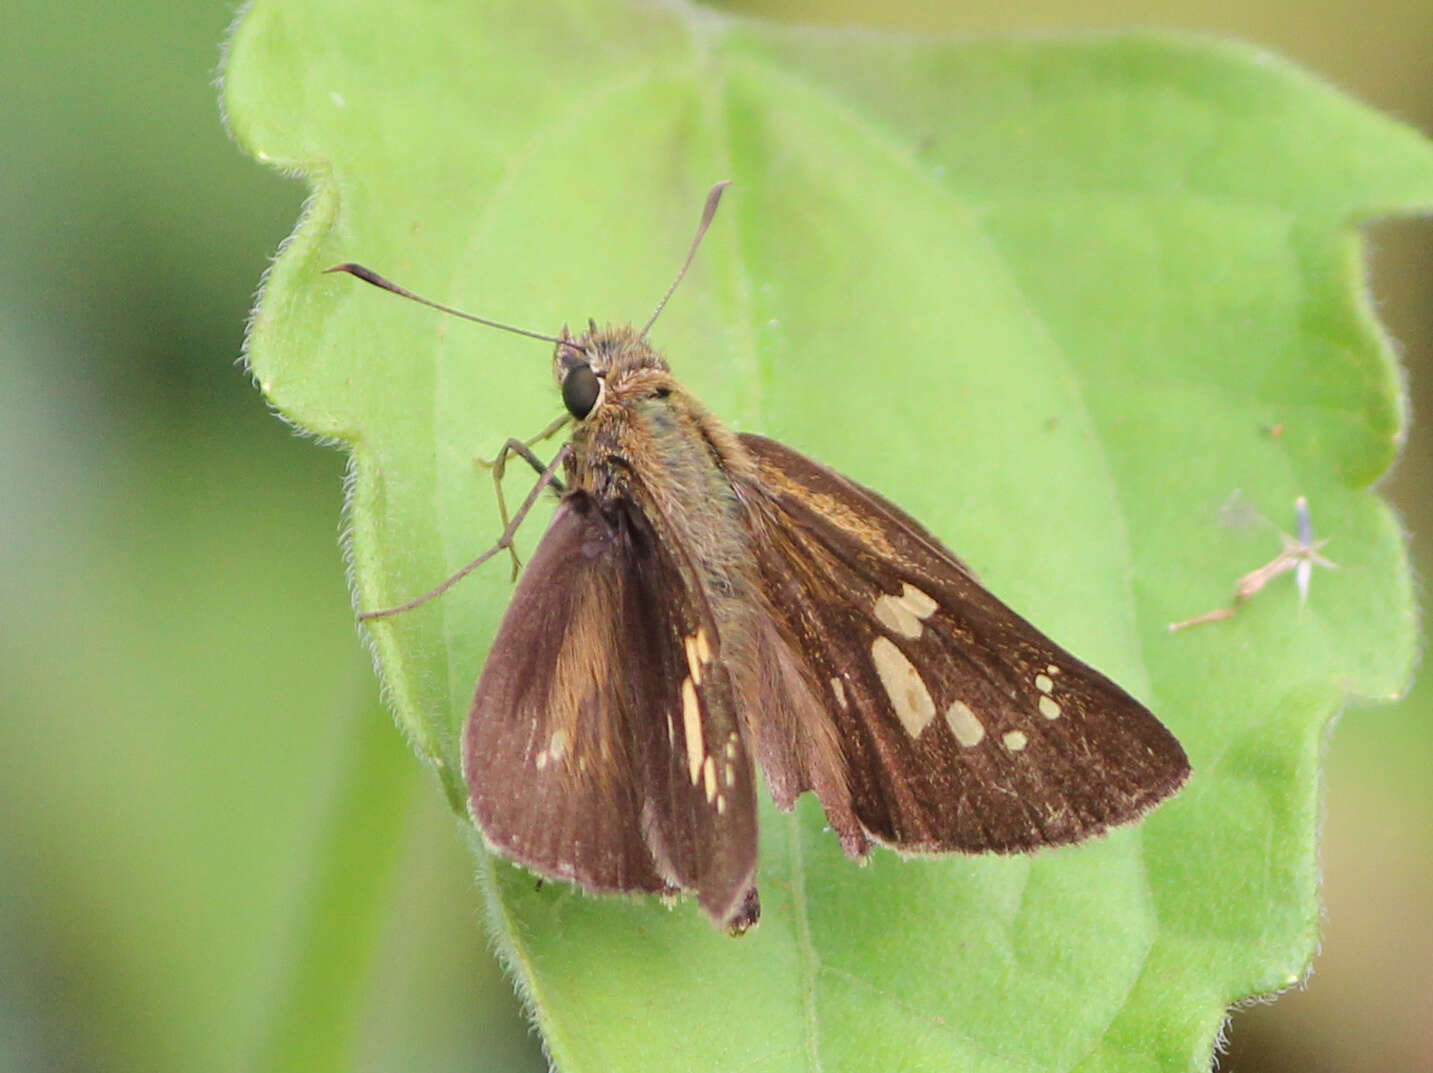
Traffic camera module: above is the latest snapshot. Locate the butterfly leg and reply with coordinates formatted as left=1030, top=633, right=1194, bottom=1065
left=359, top=443, right=573, bottom=622
left=477, top=415, right=571, bottom=579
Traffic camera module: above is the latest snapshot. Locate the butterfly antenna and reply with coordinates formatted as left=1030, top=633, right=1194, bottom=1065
left=325, top=263, right=575, bottom=349
left=640, top=180, right=731, bottom=338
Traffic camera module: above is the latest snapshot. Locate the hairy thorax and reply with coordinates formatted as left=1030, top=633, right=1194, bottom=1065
left=563, top=326, right=765, bottom=675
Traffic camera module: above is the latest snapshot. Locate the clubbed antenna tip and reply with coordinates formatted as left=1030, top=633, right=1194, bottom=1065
left=326, top=262, right=572, bottom=348
left=640, top=181, right=732, bottom=338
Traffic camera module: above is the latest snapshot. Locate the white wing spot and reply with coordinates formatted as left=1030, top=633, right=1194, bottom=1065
left=830, top=676, right=849, bottom=709
left=1046, top=664, right=1061, bottom=675
left=1003, top=730, right=1029, bottom=752
left=870, top=636, right=935, bottom=736
left=945, top=700, right=986, bottom=747
left=726, top=733, right=739, bottom=759
left=1039, top=695, right=1062, bottom=720
left=682, top=676, right=703, bottom=784
left=535, top=751, right=548, bottom=771
left=717, top=794, right=727, bottom=815
left=725, top=760, right=736, bottom=786
left=1035, top=673, right=1054, bottom=693
left=703, top=755, right=718, bottom=803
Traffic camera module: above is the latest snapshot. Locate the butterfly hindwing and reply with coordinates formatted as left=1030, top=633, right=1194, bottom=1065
left=464, top=490, right=758, bottom=926
left=738, top=433, right=1190, bottom=855
left=464, top=494, right=665, bottom=897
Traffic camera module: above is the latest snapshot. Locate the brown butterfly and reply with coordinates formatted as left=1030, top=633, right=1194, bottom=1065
left=331, top=182, right=1189, bottom=934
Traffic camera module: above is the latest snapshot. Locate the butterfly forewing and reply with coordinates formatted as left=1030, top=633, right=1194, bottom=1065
left=623, top=496, right=760, bottom=926
left=738, top=434, right=1190, bottom=855
left=465, top=490, right=758, bottom=926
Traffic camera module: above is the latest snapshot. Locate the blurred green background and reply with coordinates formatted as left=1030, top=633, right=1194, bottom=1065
left=1, top=1, right=1428, bottom=1071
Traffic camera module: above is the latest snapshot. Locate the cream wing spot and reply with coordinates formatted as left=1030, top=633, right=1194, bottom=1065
left=703, top=755, right=718, bottom=803
left=547, top=728, right=569, bottom=762
left=830, top=676, right=849, bottom=710
left=682, top=676, right=703, bottom=783
left=1035, top=673, right=1054, bottom=694
left=684, top=635, right=704, bottom=685
left=694, top=628, right=712, bottom=663
left=874, top=593, right=922, bottom=638
left=1003, top=730, right=1029, bottom=752
left=870, top=636, right=935, bottom=736
left=897, top=582, right=938, bottom=619
left=1039, top=695, right=1062, bottom=720
left=945, top=701, right=986, bottom=747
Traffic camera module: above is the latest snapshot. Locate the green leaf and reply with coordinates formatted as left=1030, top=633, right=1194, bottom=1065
left=224, top=3, right=1431, bottom=1070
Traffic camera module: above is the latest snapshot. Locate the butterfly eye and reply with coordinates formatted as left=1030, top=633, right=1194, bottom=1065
left=562, top=364, right=601, bottom=419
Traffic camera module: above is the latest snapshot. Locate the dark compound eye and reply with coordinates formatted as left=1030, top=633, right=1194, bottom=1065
left=562, top=363, right=601, bottom=419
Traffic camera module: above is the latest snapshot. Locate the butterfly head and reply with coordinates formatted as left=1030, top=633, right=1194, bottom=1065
left=555, top=321, right=674, bottom=421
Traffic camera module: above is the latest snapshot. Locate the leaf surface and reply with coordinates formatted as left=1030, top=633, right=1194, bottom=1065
left=225, top=5, right=1432, bottom=1070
